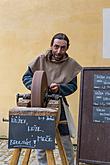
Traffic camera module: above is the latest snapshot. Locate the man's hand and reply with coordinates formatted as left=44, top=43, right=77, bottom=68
left=49, top=83, right=59, bottom=93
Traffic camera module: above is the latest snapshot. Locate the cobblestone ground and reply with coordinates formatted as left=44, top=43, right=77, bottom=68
left=0, top=139, right=77, bottom=165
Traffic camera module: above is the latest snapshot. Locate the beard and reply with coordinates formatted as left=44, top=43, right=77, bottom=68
left=53, top=53, right=64, bottom=61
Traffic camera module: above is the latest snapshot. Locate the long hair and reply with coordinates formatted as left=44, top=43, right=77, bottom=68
left=50, top=33, right=70, bottom=49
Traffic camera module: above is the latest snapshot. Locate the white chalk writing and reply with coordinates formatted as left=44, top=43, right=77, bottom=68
left=27, top=126, right=44, bottom=132
left=11, top=116, right=26, bottom=124
left=37, top=135, right=53, bottom=142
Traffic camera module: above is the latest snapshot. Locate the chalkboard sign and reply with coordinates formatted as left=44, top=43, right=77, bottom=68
left=93, top=106, right=110, bottom=123
left=93, top=90, right=110, bottom=106
left=77, top=67, right=110, bottom=165
left=94, top=74, right=110, bottom=89
left=8, top=107, right=57, bottom=149
left=93, top=74, right=110, bottom=123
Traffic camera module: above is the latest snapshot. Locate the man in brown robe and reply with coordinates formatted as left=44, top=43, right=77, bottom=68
left=22, top=33, right=82, bottom=165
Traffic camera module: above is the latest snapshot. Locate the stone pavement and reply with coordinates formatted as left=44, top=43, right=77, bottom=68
left=0, top=139, right=77, bottom=165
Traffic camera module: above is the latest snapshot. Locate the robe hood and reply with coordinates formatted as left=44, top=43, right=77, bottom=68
left=29, top=50, right=82, bottom=86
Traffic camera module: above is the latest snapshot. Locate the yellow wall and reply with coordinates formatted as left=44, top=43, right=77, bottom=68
left=0, top=0, right=110, bottom=138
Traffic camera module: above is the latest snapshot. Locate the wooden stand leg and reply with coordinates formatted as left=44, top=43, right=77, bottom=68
left=56, top=128, right=69, bottom=165
left=22, top=149, right=31, bottom=165
left=9, top=148, right=21, bottom=165
left=46, top=150, right=56, bottom=165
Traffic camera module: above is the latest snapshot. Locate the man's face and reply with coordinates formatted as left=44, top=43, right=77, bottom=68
left=51, top=39, right=68, bottom=61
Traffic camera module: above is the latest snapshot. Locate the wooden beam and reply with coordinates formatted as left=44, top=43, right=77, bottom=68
left=22, top=149, right=31, bottom=165
left=9, top=148, right=21, bottom=165
left=46, top=150, right=56, bottom=165
left=56, top=128, right=69, bottom=165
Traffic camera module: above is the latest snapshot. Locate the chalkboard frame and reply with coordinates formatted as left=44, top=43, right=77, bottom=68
left=77, top=67, right=110, bottom=165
